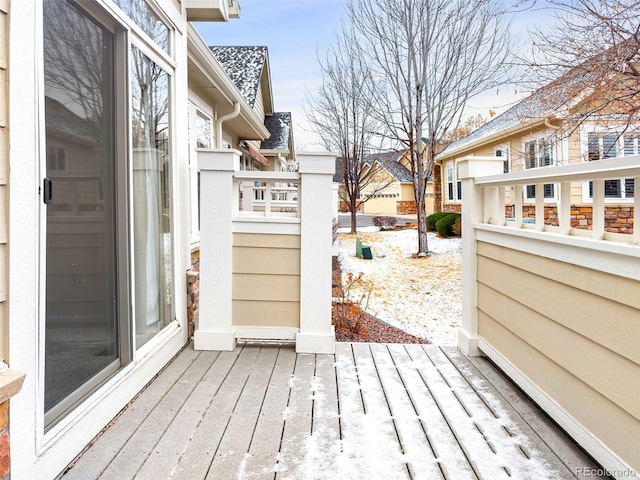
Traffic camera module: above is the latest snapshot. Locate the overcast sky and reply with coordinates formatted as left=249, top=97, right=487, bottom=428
left=194, top=0, right=549, bottom=151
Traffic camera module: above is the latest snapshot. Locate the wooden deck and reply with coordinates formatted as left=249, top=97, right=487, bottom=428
left=59, top=342, right=605, bottom=479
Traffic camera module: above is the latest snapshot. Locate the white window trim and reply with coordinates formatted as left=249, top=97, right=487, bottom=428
left=522, top=131, right=558, bottom=202
left=494, top=144, right=510, bottom=174
left=580, top=124, right=635, bottom=204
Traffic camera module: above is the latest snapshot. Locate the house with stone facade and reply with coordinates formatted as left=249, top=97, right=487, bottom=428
left=3, top=1, right=335, bottom=479
left=435, top=74, right=636, bottom=234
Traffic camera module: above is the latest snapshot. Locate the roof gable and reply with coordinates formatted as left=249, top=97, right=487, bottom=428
left=209, top=46, right=267, bottom=108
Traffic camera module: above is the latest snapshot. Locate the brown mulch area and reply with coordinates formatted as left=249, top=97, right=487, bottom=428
left=332, top=255, right=429, bottom=344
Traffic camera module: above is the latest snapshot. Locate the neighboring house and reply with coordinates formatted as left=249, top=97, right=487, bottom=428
left=435, top=73, right=636, bottom=234
left=2, top=1, right=322, bottom=478
left=261, top=112, right=296, bottom=171
left=335, top=150, right=433, bottom=216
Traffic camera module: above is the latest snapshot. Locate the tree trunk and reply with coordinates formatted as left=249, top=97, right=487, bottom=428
left=416, top=196, right=429, bottom=255
left=350, top=199, right=357, bottom=233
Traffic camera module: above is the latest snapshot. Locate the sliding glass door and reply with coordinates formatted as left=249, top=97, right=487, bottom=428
left=43, top=0, right=125, bottom=428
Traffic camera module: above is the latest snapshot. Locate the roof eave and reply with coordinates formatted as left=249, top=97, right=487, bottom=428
left=434, top=117, right=549, bottom=164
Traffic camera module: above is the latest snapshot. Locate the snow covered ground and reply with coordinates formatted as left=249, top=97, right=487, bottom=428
left=336, top=228, right=462, bottom=345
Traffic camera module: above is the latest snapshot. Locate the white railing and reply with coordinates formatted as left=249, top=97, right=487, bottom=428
left=465, top=155, right=640, bottom=245
left=237, top=171, right=299, bottom=217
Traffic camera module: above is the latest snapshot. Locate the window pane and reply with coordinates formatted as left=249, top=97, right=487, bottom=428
left=525, top=141, right=536, bottom=169
left=625, top=178, right=634, bottom=198
left=602, top=136, right=617, bottom=158
left=131, top=47, right=173, bottom=348
left=587, top=132, right=599, bottom=161
left=196, top=111, right=212, bottom=148
left=542, top=138, right=553, bottom=166
left=543, top=183, right=555, bottom=198
left=604, top=179, right=621, bottom=197
left=526, top=185, right=535, bottom=198
left=114, top=0, right=169, bottom=53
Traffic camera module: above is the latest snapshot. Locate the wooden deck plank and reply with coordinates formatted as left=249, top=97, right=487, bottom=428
left=386, top=344, right=478, bottom=480
left=61, top=346, right=203, bottom=480
left=170, top=344, right=263, bottom=480
left=205, top=345, right=280, bottom=479
left=134, top=349, right=245, bottom=480
left=404, top=344, right=507, bottom=479
left=98, top=350, right=220, bottom=480
left=336, top=343, right=408, bottom=480
left=274, top=353, right=316, bottom=478
left=239, top=346, right=297, bottom=479
left=369, top=343, right=445, bottom=479
left=461, top=350, right=608, bottom=479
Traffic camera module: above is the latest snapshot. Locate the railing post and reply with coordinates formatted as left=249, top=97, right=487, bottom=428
left=458, top=157, right=503, bottom=356
left=193, top=148, right=240, bottom=351
left=241, top=181, right=253, bottom=212
left=296, top=152, right=336, bottom=354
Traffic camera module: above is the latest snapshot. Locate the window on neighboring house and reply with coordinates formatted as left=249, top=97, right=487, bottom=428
left=47, top=145, right=67, bottom=170
left=524, top=136, right=555, bottom=199
left=456, top=163, right=462, bottom=201
left=446, top=162, right=454, bottom=201
left=586, top=131, right=635, bottom=199
left=495, top=147, right=509, bottom=173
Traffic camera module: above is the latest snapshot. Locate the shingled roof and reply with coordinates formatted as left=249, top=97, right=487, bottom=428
left=365, top=151, right=413, bottom=183
left=209, top=46, right=267, bottom=108
left=261, top=112, right=291, bottom=151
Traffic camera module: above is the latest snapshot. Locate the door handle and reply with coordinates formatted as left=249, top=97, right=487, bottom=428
left=43, top=178, right=52, bottom=204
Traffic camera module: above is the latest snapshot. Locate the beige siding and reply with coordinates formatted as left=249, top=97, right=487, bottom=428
left=0, top=4, right=7, bottom=362
left=477, top=241, right=640, bottom=471
left=232, top=233, right=300, bottom=328
left=253, top=86, right=265, bottom=120
left=400, top=183, right=414, bottom=201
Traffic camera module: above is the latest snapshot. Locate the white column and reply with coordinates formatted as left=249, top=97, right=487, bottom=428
left=332, top=182, right=339, bottom=219
left=193, top=149, right=240, bottom=351
left=296, top=152, right=336, bottom=354
left=457, top=157, right=503, bottom=356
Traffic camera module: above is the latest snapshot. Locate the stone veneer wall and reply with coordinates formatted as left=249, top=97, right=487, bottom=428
left=443, top=204, right=462, bottom=214
left=504, top=205, right=634, bottom=234
left=187, top=247, right=200, bottom=339
left=0, top=401, right=8, bottom=478
left=338, top=201, right=363, bottom=213
left=396, top=201, right=417, bottom=215
left=432, top=164, right=442, bottom=213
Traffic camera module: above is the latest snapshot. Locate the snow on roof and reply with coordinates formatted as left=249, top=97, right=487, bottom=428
left=45, top=96, right=101, bottom=146
left=209, top=46, right=267, bottom=108
left=261, top=112, right=291, bottom=151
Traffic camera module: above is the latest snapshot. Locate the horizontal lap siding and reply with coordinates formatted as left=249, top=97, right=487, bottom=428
left=232, top=233, right=300, bottom=328
left=476, top=241, right=640, bottom=472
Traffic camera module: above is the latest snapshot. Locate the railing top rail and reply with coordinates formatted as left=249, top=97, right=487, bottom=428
left=473, top=155, right=640, bottom=187
left=234, top=171, right=300, bottom=182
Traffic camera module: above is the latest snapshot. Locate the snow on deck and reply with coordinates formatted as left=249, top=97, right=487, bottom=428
left=59, top=342, right=605, bottom=479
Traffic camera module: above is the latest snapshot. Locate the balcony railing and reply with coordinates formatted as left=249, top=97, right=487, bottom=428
left=458, top=155, right=640, bottom=476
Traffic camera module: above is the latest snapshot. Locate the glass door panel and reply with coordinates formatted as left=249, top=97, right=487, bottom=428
left=43, top=0, right=121, bottom=426
left=131, top=46, right=173, bottom=348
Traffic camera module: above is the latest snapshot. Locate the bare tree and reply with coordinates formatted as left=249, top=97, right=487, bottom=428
left=522, top=0, right=640, bottom=131
left=348, top=0, right=511, bottom=255
left=306, top=25, right=393, bottom=233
